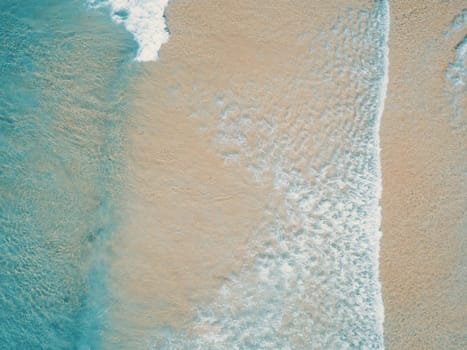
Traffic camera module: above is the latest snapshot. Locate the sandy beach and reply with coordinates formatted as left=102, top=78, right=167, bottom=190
left=380, top=1, right=466, bottom=349
left=101, top=1, right=465, bottom=348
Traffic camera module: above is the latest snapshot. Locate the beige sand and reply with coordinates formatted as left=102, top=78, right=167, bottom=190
left=380, top=1, right=466, bottom=349
left=102, top=0, right=465, bottom=348
left=106, top=2, right=375, bottom=343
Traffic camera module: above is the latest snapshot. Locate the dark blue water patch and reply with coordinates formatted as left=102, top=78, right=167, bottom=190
left=0, top=0, right=137, bottom=348
left=114, top=9, right=129, bottom=21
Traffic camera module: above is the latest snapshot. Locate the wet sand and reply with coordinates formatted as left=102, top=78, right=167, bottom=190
left=103, top=0, right=465, bottom=348
left=107, top=2, right=378, bottom=343
left=380, top=1, right=466, bottom=349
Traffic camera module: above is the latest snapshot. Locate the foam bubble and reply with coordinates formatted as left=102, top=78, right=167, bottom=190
left=88, top=0, right=170, bottom=61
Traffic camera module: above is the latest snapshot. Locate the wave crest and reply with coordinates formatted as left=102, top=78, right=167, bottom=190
left=88, top=0, right=170, bottom=61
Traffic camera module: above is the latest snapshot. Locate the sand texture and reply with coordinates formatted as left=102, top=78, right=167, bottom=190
left=100, top=0, right=465, bottom=348
left=380, top=1, right=466, bottom=349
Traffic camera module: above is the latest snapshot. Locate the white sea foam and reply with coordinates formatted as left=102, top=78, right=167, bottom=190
left=88, top=0, right=170, bottom=61
left=374, top=0, right=390, bottom=335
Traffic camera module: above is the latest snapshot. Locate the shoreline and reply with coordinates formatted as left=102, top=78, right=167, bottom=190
left=99, top=1, right=466, bottom=348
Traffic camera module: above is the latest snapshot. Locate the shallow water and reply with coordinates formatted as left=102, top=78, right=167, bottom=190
left=0, top=1, right=136, bottom=348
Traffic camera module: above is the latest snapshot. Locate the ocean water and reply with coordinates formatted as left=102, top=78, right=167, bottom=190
left=1, top=0, right=391, bottom=349
left=0, top=0, right=138, bottom=348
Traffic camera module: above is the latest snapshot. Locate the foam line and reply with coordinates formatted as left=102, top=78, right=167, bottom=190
left=374, top=0, right=390, bottom=343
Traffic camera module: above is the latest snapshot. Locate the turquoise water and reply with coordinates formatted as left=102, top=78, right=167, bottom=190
left=0, top=1, right=136, bottom=348
left=1, top=0, right=390, bottom=349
